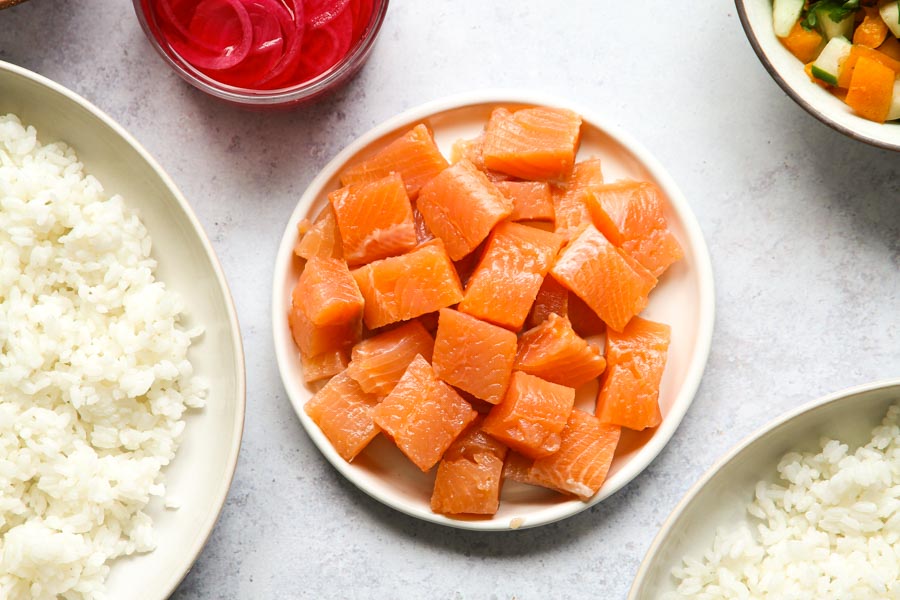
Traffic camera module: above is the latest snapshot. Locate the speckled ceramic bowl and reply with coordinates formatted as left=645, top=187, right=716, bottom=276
left=736, top=0, right=900, bottom=151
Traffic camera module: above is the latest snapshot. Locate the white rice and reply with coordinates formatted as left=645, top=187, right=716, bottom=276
left=668, top=403, right=900, bottom=599
left=0, top=114, right=206, bottom=599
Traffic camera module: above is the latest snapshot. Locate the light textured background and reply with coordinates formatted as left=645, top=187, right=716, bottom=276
left=1, top=1, right=898, bottom=598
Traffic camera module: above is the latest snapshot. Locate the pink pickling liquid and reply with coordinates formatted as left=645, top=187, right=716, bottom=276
left=146, top=0, right=375, bottom=89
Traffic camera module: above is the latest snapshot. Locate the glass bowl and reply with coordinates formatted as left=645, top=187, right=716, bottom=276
left=133, top=0, right=389, bottom=109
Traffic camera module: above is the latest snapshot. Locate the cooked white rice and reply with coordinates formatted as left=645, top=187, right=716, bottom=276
left=668, top=403, right=900, bottom=599
left=0, top=114, right=206, bottom=599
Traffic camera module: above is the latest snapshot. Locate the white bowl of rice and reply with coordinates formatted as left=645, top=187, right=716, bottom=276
left=629, top=379, right=900, bottom=599
left=0, top=61, right=245, bottom=598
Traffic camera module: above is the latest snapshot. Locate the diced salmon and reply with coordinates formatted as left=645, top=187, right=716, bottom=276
left=586, top=180, right=683, bottom=277
left=373, top=355, right=477, bottom=471
left=430, top=417, right=508, bottom=516
left=596, top=316, right=670, bottom=431
left=329, top=173, right=417, bottom=266
left=432, top=308, right=517, bottom=405
left=301, top=348, right=350, bottom=384
left=483, top=107, right=582, bottom=181
left=450, top=134, right=510, bottom=182
left=497, top=181, right=555, bottom=222
left=304, top=370, right=381, bottom=462
left=288, top=256, right=363, bottom=357
left=515, top=313, right=606, bottom=389
left=417, top=159, right=514, bottom=261
left=340, top=123, right=449, bottom=199
left=550, top=224, right=657, bottom=332
left=346, top=320, right=435, bottom=395
left=482, top=371, right=575, bottom=459
left=351, top=240, right=464, bottom=329
left=295, top=204, right=343, bottom=260
left=552, top=158, right=604, bottom=239
left=503, top=410, right=621, bottom=500
left=526, top=275, right=569, bottom=328
left=458, top=222, right=564, bottom=330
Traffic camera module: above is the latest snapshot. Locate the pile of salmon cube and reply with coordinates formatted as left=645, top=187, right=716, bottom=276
left=289, top=105, right=683, bottom=517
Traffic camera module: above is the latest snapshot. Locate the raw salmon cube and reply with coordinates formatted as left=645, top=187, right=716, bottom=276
left=586, top=181, right=683, bottom=277
left=373, top=355, right=477, bottom=471
left=417, top=159, right=514, bottom=261
left=596, top=316, right=670, bottom=431
left=482, top=371, right=575, bottom=459
left=295, top=204, right=342, bottom=260
left=515, top=313, right=606, bottom=389
left=340, top=123, right=449, bottom=199
left=346, top=320, right=435, bottom=396
left=301, top=348, right=350, bottom=384
left=483, top=107, right=582, bottom=182
left=496, top=181, right=555, bottom=222
left=430, top=417, right=508, bottom=515
left=552, top=158, right=604, bottom=239
left=304, top=371, right=381, bottom=462
left=526, top=275, right=569, bottom=328
left=432, top=308, right=517, bottom=405
left=288, top=257, right=363, bottom=357
left=504, top=410, right=621, bottom=500
left=351, top=240, right=464, bottom=330
left=329, top=173, right=417, bottom=266
left=458, top=222, right=564, bottom=331
left=550, top=224, right=657, bottom=333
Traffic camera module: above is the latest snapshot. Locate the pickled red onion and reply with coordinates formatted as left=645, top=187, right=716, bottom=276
left=306, top=0, right=351, bottom=28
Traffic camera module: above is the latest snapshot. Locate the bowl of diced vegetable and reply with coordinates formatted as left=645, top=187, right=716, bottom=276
left=736, top=0, right=900, bottom=150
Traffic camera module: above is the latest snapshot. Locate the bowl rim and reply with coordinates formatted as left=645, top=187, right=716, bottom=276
left=734, top=0, right=900, bottom=152
left=0, top=60, right=247, bottom=598
left=271, top=89, right=716, bottom=531
left=131, top=0, right=390, bottom=106
left=627, top=377, right=900, bottom=598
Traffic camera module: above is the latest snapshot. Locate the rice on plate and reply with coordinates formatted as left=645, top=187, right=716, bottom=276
left=667, top=402, right=900, bottom=599
left=0, top=114, right=206, bottom=599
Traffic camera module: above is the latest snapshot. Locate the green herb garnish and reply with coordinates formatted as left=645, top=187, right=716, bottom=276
left=800, top=0, right=860, bottom=30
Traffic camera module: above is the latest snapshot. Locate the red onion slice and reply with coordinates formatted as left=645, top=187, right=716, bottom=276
left=256, top=0, right=306, bottom=87
left=167, top=0, right=254, bottom=71
left=306, top=0, right=351, bottom=29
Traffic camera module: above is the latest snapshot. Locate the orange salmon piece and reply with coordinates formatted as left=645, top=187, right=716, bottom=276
left=373, top=355, right=477, bottom=471
left=450, top=134, right=510, bottom=182
left=515, top=313, right=606, bottom=389
left=295, top=204, right=343, bottom=260
left=587, top=181, right=683, bottom=277
left=505, top=410, right=621, bottom=500
left=497, top=180, right=555, bottom=222
left=482, top=371, right=575, bottom=460
left=304, top=370, right=381, bottom=462
left=458, top=222, right=564, bottom=330
left=301, top=348, right=350, bottom=384
left=483, top=107, right=582, bottom=181
left=346, top=320, right=435, bottom=395
left=552, top=158, right=604, bottom=239
left=329, top=173, right=417, bottom=266
left=596, top=316, right=670, bottom=431
left=288, top=257, right=363, bottom=357
left=417, top=159, right=514, bottom=261
left=430, top=417, right=508, bottom=515
left=550, top=224, right=657, bottom=333
left=351, top=240, right=464, bottom=329
left=527, top=275, right=569, bottom=328
left=339, top=123, right=449, bottom=199
left=432, top=308, right=517, bottom=405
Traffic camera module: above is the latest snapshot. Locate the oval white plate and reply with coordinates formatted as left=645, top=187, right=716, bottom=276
left=272, top=90, right=715, bottom=530
left=736, top=0, right=900, bottom=151
left=629, top=378, right=900, bottom=598
left=0, top=61, right=246, bottom=598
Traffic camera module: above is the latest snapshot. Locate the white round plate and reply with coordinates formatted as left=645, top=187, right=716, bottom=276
left=736, top=0, right=900, bottom=151
left=629, top=378, right=900, bottom=598
left=273, top=90, right=715, bottom=530
left=0, top=61, right=246, bottom=598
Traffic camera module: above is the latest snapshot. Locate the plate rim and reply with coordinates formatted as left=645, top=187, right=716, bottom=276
left=0, top=60, right=248, bottom=598
left=272, top=89, right=715, bottom=531
left=627, top=377, right=900, bottom=599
